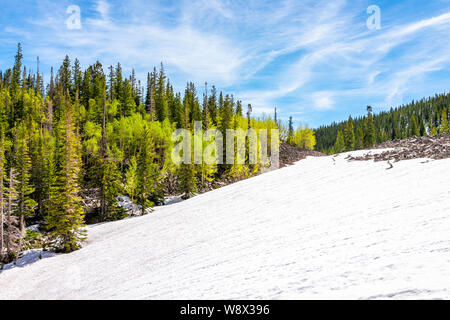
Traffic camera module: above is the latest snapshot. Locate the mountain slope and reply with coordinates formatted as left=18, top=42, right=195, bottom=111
left=1, top=151, right=450, bottom=299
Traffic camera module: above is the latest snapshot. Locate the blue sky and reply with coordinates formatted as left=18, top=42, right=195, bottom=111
left=1, top=0, right=450, bottom=128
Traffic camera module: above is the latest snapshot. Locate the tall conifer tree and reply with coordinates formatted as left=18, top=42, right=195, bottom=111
left=47, top=96, right=85, bottom=252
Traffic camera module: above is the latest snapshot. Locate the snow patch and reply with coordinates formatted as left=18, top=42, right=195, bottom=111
left=1, top=153, right=450, bottom=299
left=1, top=249, right=56, bottom=273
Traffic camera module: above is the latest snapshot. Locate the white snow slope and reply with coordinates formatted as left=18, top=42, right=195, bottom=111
left=1, top=151, right=450, bottom=300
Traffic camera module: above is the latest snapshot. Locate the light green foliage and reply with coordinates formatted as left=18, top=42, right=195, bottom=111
left=83, top=121, right=102, bottom=155
left=125, top=156, right=138, bottom=202
left=291, top=125, right=316, bottom=151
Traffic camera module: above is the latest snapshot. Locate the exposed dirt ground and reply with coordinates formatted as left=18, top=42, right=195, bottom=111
left=279, top=142, right=326, bottom=167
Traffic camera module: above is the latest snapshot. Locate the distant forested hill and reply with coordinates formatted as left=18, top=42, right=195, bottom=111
left=315, top=93, right=450, bottom=154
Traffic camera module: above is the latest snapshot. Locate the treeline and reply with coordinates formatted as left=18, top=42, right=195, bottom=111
left=1, top=43, right=310, bottom=262
left=315, top=95, right=450, bottom=154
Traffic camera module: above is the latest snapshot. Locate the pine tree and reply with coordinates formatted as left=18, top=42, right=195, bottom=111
left=430, top=126, right=438, bottom=136
left=155, top=63, right=168, bottom=121
left=440, top=107, right=449, bottom=133
left=59, top=55, right=72, bottom=95
left=145, top=72, right=155, bottom=120
left=355, top=125, right=363, bottom=150
left=365, top=106, right=375, bottom=147
left=246, top=103, right=252, bottom=129
left=73, top=58, right=83, bottom=97
left=173, top=93, right=184, bottom=128
left=419, top=115, right=426, bottom=136
left=177, top=126, right=197, bottom=200
left=287, top=116, right=294, bottom=144
left=14, top=121, right=37, bottom=256
left=185, top=82, right=201, bottom=125
left=235, top=100, right=243, bottom=116
left=218, top=94, right=234, bottom=169
left=35, top=56, right=44, bottom=96
left=41, top=128, right=58, bottom=225
left=121, top=80, right=136, bottom=116
left=97, top=97, right=123, bottom=221
left=202, top=82, right=211, bottom=129
left=47, top=98, right=85, bottom=252
left=114, top=63, right=123, bottom=102
left=98, top=157, right=123, bottom=221
left=166, top=80, right=175, bottom=122
left=274, top=107, right=278, bottom=127
left=177, top=94, right=197, bottom=199
left=137, top=128, right=163, bottom=213
left=344, top=116, right=355, bottom=151
left=178, top=162, right=197, bottom=200
left=409, top=113, right=419, bottom=137
left=10, top=43, right=23, bottom=99
left=208, top=86, right=218, bottom=125
left=334, top=129, right=345, bottom=153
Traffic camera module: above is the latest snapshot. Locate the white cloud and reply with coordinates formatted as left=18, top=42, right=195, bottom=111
left=312, top=92, right=334, bottom=111
left=96, top=0, right=110, bottom=20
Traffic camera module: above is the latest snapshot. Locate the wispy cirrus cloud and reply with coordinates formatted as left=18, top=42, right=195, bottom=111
left=1, top=0, right=450, bottom=127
